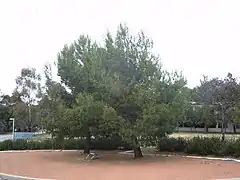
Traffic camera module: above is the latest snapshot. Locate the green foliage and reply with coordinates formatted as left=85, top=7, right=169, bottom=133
left=221, top=139, right=240, bottom=157
left=231, top=105, right=240, bottom=124
left=0, top=94, right=13, bottom=132
left=191, top=73, right=240, bottom=131
left=14, top=68, right=42, bottom=131
left=55, top=24, right=187, bottom=157
left=39, top=64, right=71, bottom=138
left=185, top=137, right=223, bottom=156
left=66, top=93, right=121, bottom=139
left=157, top=137, right=240, bottom=158
left=0, top=138, right=131, bottom=151
left=157, top=137, right=186, bottom=152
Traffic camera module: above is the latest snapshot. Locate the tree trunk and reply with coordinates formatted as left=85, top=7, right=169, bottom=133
left=133, top=137, right=143, bottom=159
left=56, top=132, right=64, bottom=150
left=133, top=147, right=143, bottom=158
left=233, top=125, right=236, bottom=134
left=221, top=132, right=225, bottom=141
left=221, top=121, right=224, bottom=133
left=204, top=123, right=208, bottom=133
left=84, top=130, right=91, bottom=154
left=221, top=121, right=225, bottom=141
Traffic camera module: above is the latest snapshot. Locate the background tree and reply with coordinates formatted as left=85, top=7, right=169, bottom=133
left=0, top=93, right=13, bottom=132
left=14, top=68, right=42, bottom=131
left=194, top=76, right=222, bottom=132
left=39, top=64, right=71, bottom=142
left=231, top=104, right=240, bottom=126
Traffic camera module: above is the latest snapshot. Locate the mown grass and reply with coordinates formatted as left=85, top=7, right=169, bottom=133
left=32, top=133, right=51, bottom=140
left=31, top=132, right=240, bottom=144
left=170, top=132, right=240, bottom=139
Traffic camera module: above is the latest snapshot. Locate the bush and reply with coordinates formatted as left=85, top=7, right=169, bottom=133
left=185, top=137, right=224, bottom=156
left=63, top=139, right=84, bottom=150
left=157, top=137, right=186, bottom=152
left=3, top=136, right=239, bottom=158
left=0, top=140, right=14, bottom=151
left=0, top=138, right=131, bottom=151
left=220, top=138, right=240, bottom=157
left=157, top=136, right=240, bottom=158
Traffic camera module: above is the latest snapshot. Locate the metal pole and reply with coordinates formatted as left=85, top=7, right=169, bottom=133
left=10, top=118, right=15, bottom=140
left=13, top=119, right=15, bottom=140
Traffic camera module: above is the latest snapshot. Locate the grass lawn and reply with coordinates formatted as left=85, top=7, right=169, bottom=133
left=170, top=132, right=240, bottom=139
left=31, top=132, right=240, bottom=141
left=32, top=133, right=51, bottom=140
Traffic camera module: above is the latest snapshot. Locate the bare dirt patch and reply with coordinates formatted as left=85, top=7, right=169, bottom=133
left=0, top=151, right=240, bottom=180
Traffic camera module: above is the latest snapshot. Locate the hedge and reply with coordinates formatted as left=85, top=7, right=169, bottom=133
left=0, top=138, right=132, bottom=151
left=157, top=136, right=240, bottom=158
left=2, top=137, right=240, bottom=158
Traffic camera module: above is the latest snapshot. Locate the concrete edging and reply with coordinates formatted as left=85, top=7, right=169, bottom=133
left=119, top=150, right=240, bottom=163
left=0, top=149, right=79, bottom=153
left=215, top=179, right=240, bottom=180
left=0, top=173, right=56, bottom=180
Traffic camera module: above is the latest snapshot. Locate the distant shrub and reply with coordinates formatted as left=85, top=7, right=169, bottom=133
left=0, top=138, right=131, bottom=151
left=157, top=137, right=186, bottom=152
left=184, top=137, right=224, bottom=156
left=2, top=136, right=239, bottom=158
left=157, top=136, right=240, bottom=158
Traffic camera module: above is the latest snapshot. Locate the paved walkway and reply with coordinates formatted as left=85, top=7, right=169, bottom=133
left=1, top=150, right=240, bottom=180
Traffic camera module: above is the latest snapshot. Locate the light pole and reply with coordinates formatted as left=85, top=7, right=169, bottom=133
left=9, top=118, right=15, bottom=140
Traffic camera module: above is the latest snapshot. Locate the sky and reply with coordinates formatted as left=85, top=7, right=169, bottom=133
left=0, top=0, right=240, bottom=94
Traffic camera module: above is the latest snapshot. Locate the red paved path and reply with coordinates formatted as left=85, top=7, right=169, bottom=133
left=0, top=151, right=240, bottom=180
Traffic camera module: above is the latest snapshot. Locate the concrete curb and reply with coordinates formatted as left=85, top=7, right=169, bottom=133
left=216, top=179, right=240, bottom=180
left=0, top=173, right=56, bottom=180
left=0, top=149, right=79, bottom=153
left=119, top=150, right=240, bottom=163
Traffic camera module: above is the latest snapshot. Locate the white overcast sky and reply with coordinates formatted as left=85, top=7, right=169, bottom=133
left=0, top=0, right=240, bottom=94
